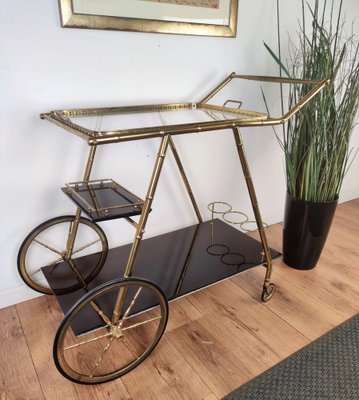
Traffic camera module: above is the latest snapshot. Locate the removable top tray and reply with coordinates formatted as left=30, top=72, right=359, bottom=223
left=62, top=179, right=144, bottom=222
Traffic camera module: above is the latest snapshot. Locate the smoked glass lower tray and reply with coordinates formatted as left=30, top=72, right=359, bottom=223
left=61, top=179, right=144, bottom=222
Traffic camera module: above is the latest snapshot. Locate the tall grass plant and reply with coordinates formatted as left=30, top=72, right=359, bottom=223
left=268, top=0, right=359, bottom=202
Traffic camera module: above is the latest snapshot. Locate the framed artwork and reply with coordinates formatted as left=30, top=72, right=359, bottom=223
left=58, top=0, right=239, bottom=37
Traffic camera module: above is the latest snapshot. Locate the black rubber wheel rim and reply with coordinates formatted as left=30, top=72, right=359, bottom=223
left=17, top=215, right=108, bottom=295
left=53, top=277, right=168, bottom=384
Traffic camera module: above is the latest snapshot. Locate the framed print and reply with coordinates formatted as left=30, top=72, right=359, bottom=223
left=58, top=0, right=239, bottom=37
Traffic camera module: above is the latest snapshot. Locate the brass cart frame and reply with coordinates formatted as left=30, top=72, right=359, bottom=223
left=18, top=73, right=329, bottom=384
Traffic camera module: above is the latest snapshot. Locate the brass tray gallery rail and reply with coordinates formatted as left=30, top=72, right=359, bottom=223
left=62, top=179, right=145, bottom=222
left=40, top=74, right=330, bottom=145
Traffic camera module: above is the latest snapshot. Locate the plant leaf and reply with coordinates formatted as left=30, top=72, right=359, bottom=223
left=263, top=41, right=291, bottom=78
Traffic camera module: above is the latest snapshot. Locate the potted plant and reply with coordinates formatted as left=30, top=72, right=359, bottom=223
left=266, top=0, right=359, bottom=269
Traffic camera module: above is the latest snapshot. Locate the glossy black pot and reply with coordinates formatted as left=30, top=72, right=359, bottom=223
left=283, top=193, right=338, bottom=270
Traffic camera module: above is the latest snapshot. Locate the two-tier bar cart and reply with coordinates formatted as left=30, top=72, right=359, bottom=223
left=17, top=73, right=328, bottom=384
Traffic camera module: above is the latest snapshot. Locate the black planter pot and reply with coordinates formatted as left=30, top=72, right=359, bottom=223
left=283, top=192, right=338, bottom=270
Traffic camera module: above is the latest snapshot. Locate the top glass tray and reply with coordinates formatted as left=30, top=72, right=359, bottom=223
left=68, top=105, right=267, bottom=132
left=40, top=74, right=329, bottom=145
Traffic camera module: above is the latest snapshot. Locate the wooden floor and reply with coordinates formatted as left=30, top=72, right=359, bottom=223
left=1, top=199, right=358, bottom=400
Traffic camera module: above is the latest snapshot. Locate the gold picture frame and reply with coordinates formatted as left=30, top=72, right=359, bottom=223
left=58, top=0, right=239, bottom=37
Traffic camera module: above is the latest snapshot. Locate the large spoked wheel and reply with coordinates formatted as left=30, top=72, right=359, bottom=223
left=54, top=277, right=168, bottom=384
left=17, top=215, right=108, bottom=295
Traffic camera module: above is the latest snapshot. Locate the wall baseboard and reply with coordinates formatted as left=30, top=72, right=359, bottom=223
left=0, top=285, right=43, bottom=309
left=2, top=190, right=358, bottom=309
left=339, top=187, right=359, bottom=204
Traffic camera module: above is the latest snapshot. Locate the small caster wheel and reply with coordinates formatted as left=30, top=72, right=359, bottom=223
left=261, top=283, right=276, bottom=302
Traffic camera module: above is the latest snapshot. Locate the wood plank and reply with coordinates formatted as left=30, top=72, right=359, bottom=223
left=166, top=296, right=204, bottom=332
left=120, top=335, right=214, bottom=400
left=166, top=318, right=254, bottom=399
left=271, top=257, right=359, bottom=318
left=16, top=296, right=132, bottom=400
left=0, top=306, right=44, bottom=400
left=195, top=313, right=281, bottom=374
left=187, top=279, right=310, bottom=359
left=15, top=297, right=80, bottom=400
left=335, top=198, right=359, bottom=219
left=232, top=264, right=347, bottom=340
left=202, top=395, right=218, bottom=400
left=242, top=199, right=359, bottom=337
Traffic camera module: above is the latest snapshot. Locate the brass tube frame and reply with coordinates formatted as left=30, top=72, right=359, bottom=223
left=65, top=145, right=97, bottom=257
left=112, top=135, right=171, bottom=324
left=64, top=145, right=97, bottom=290
left=168, top=136, right=202, bottom=223
left=174, top=223, right=201, bottom=296
left=40, top=74, right=330, bottom=146
left=111, top=136, right=201, bottom=323
left=232, top=127, right=273, bottom=289
left=42, top=74, right=329, bottom=317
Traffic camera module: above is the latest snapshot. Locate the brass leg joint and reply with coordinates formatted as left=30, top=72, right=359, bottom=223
left=112, top=310, right=119, bottom=321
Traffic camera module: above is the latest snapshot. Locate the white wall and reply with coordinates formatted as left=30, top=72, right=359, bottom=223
left=1, top=0, right=358, bottom=308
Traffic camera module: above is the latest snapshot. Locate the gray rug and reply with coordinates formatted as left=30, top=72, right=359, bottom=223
left=223, top=313, right=359, bottom=400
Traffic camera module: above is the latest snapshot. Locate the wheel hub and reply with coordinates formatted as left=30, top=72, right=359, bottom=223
left=110, top=324, right=124, bottom=339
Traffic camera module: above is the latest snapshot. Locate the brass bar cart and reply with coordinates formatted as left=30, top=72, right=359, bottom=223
left=17, top=74, right=328, bottom=384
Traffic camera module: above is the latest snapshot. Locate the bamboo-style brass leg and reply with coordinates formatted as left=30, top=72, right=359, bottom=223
left=169, top=137, right=202, bottom=223
left=60, top=145, right=102, bottom=292
left=232, top=127, right=275, bottom=302
left=65, top=145, right=98, bottom=259
left=174, top=223, right=201, bottom=296
left=112, top=135, right=171, bottom=325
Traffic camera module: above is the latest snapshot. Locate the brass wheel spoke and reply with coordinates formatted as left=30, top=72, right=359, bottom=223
left=29, top=255, right=64, bottom=277
left=45, top=256, right=63, bottom=268
left=19, top=215, right=107, bottom=296
left=90, top=301, right=112, bottom=327
left=121, top=336, right=139, bottom=359
left=33, top=239, right=63, bottom=256
left=54, top=278, right=168, bottom=384
left=63, top=332, right=111, bottom=351
left=119, top=287, right=142, bottom=328
left=72, top=239, right=101, bottom=255
left=29, top=268, right=43, bottom=277
left=90, top=337, right=114, bottom=377
left=30, top=256, right=65, bottom=277
left=122, top=316, right=162, bottom=332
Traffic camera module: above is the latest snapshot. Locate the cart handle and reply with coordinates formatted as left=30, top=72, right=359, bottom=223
left=198, top=72, right=330, bottom=127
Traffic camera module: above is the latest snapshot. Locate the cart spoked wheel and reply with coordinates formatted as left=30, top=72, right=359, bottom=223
left=53, top=277, right=168, bottom=384
left=261, top=282, right=276, bottom=302
left=17, top=215, right=108, bottom=295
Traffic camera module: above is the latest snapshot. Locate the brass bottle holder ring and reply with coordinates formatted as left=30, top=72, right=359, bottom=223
left=207, top=202, right=246, bottom=266
left=222, top=210, right=248, bottom=225
left=208, top=201, right=268, bottom=233
left=207, top=201, right=232, bottom=215
left=240, top=220, right=269, bottom=232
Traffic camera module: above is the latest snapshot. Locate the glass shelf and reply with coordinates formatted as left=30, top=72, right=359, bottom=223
left=61, top=179, right=144, bottom=222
